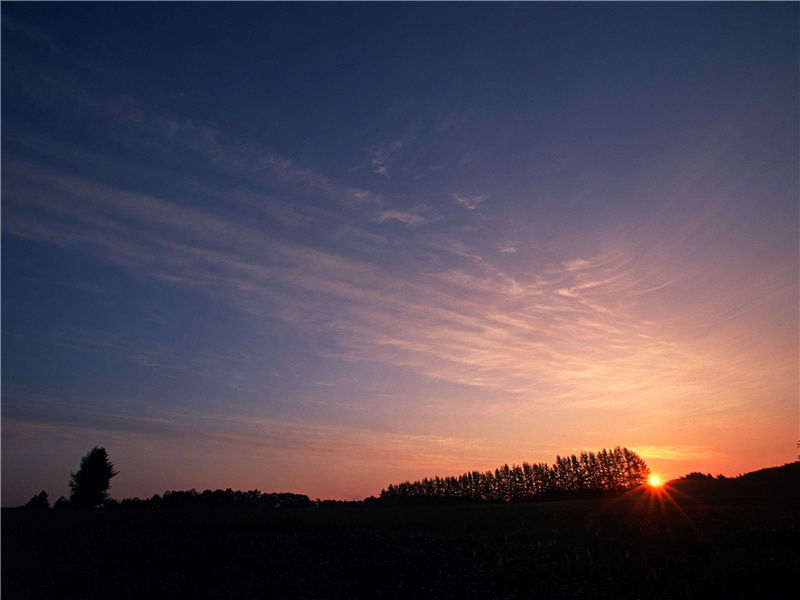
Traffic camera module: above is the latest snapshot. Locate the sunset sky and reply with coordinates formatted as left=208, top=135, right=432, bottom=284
left=2, top=3, right=798, bottom=507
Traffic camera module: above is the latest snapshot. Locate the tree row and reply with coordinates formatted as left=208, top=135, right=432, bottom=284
left=379, top=446, right=650, bottom=504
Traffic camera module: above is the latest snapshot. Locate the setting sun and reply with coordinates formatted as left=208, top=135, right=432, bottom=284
left=649, top=477, right=661, bottom=486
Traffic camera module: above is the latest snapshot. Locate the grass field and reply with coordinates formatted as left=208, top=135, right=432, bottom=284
left=3, top=494, right=798, bottom=599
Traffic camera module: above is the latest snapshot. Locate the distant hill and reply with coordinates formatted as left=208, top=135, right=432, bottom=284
left=666, top=461, right=800, bottom=503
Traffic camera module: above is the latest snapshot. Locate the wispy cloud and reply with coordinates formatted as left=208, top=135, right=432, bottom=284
left=3, top=390, right=494, bottom=484
left=376, top=210, right=426, bottom=226
left=632, top=445, right=729, bottom=462
left=371, top=140, right=402, bottom=177
left=2, top=14, right=60, bottom=52
left=4, top=153, right=778, bottom=420
left=453, top=192, right=488, bottom=210
left=498, top=242, right=517, bottom=254
left=3, top=61, right=794, bottom=445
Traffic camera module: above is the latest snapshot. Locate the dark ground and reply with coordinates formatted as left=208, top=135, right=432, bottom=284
left=3, top=488, right=798, bottom=599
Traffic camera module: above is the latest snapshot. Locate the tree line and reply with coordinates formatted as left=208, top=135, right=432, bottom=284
left=379, top=446, right=650, bottom=504
left=25, top=446, right=119, bottom=510
left=20, top=446, right=316, bottom=511
left=19, top=445, right=650, bottom=511
left=119, top=488, right=315, bottom=510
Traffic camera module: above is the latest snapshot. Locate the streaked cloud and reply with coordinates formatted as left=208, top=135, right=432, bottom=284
left=453, top=192, right=489, bottom=210
left=375, top=209, right=426, bottom=226
left=371, top=140, right=402, bottom=177
left=498, top=242, right=517, bottom=253
left=2, top=391, right=496, bottom=498
left=632, top=445, right=729, bottom=462
left=4, top=153, right=780, bottom=423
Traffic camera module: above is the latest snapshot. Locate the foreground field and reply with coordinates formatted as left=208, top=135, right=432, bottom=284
left=4, top=494, right=798, bottom=599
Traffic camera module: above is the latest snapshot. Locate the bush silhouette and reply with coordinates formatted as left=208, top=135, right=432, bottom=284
left=69, top=446, right=118, bottom=508
left=24, top=490, right=50, bottom=510
left=53, top=496, right=70, bottom=510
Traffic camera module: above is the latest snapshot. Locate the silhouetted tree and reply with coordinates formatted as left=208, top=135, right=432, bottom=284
left=24, top=490, right=50, bottom=510
left=150, top=488, right=313, bottom=510
left=53, top=496, right=70, bottom=510
left=379, top=447, right=651, bottom=503
left=69, top=446, right=118, bottom=508
left=680, top=472, right=715, bottom=481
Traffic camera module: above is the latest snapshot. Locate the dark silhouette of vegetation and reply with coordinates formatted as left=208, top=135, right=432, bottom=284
left=678, top=471, right=717, bottom=481
left=5, top=469, right=798, bottom=600
left=68, top=446, right=118, bottom=508
left=379, top=446, right=650, bottom=504
left=24, top=490, right=50, bottom=510
left=668, top=461, right=800, bottom=503
left=4, top=450, right=798, bottom=599
left=53, top=495, right=70, bottom=510
left=118, top=488, right=314, bottom=510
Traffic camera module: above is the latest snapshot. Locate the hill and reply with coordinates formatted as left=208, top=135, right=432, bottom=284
left=666, top=461, right=800, bottom=504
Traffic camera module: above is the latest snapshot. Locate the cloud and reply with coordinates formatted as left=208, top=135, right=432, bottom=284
left=562, top=258, right=592, bottom=271
left=2, top=390, right=494, bottom=476
left=375, top=210, right=426, bottom=226
left=4, top=156, right=770, bottom=417
left=498, top=242, right=517, bottom=253
left=632, top=445, right=728, bottom=461
left=3, top=76, right=791, bottom=426
left=453, top=193, right=488, bottom=210
left=2, top=14, right=62, bottom=54
left=371, top=140, right=402, bottom=177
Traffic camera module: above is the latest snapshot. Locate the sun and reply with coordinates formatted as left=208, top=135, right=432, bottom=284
left=649, top=476, right=661, bottom=486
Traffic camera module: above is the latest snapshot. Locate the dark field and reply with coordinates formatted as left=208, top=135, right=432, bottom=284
left=3, top=495, right=798, bottom=599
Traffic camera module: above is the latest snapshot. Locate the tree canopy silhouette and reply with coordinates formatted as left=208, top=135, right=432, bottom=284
left=24, top=490, right=50, bottom=510
left=379, top=446, right=650, bottom=504
left=69, top=446, right=118, bottom=508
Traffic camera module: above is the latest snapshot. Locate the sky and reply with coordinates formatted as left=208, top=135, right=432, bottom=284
left=2, top=3, right=798, bottom=507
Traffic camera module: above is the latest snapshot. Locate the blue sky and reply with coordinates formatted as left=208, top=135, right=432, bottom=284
left=2, top=3, right=798, bottom=505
